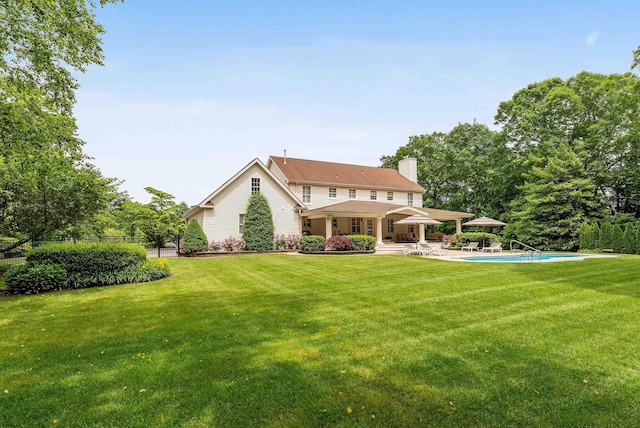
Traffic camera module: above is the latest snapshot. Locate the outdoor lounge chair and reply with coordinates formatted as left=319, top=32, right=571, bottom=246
left=419, top=243, right=449, bottom=256
left=461, top=242, right=479, bottom=251
left=403, top=244, right=432, bottom=256
left=481, top=242, right=502, bottom=253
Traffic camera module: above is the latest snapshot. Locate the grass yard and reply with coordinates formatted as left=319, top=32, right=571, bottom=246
left=1, top=254, right=640, bottom=427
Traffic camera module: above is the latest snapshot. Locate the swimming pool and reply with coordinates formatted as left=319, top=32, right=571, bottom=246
left=460, top=253, right=584, bottom=262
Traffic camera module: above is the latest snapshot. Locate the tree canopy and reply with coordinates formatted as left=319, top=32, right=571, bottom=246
left=0, top=0, right=122, bottom=251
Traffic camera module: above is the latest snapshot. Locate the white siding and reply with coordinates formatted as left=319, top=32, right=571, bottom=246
left=286, top=184, right=422, bottom=208
left=200, top=164, right=300, bottom=243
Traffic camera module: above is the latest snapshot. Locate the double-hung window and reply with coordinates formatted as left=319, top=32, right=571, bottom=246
left=407, top=193, right=414, bottom=206
left=329, top=188, right=337, bottom=198
left=239, top=214, right=245, bottom=234
left=349, top=189, right=356, bottom=199
left=370, top=190, right=377, bottom=200
left=387, top=191, right=394, bottom=201
left=303, top=186, right=311, bottom=203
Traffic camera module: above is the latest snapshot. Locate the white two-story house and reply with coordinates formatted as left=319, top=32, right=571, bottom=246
left=185, top=155, right=472, bottom=246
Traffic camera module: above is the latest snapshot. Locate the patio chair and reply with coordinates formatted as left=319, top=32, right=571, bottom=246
left=461, top=242, right=479, bottom=251
left=419, top=242, right=448, bottom=256
left=481, top=242, right=502, bottom=253
left=403, top=244, right=431, bottom=256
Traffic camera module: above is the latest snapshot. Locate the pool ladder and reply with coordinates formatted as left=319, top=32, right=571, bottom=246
left=510, top=240, right=542, bottom=261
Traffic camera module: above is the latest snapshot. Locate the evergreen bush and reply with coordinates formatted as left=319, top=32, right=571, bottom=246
left=579, top=222, right=592, bottom=250
left=621, top=223, right=636, bottom=254
left=347, top=235, right=376, bottom=251
left=612, top=224, right=624, bottom=253
left=182, top=219, right=209, bottom=253
left=299, top=236, right=325, bottom=252
left=599, top=222, right=613, bottom=250
left=242, top=193, right=274, bottom=251
left=325, top=235, right=351, bottom=251
left=591, top=223, right=600, bottom=248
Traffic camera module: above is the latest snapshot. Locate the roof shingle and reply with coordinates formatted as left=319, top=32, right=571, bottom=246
left=269, top=156, right=424, bottom=192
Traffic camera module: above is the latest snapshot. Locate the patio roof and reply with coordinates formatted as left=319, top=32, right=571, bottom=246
left=301, top=201, right=473, bottom=220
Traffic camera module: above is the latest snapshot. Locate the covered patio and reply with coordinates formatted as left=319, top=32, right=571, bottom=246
left=300, top=201, right=473, bottom=246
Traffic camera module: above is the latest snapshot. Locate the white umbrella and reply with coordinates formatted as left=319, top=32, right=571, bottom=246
left=395, top=215, right=442, bottom=248
left=462, top=216, right=507, bottom=228
left=463, top=216, right=507, bottom=246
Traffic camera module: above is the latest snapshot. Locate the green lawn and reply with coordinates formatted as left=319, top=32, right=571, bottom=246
left=2, top=254, right=640, bottom=427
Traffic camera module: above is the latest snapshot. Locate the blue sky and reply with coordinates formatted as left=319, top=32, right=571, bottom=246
left=73, top=0, right=640, bottom=205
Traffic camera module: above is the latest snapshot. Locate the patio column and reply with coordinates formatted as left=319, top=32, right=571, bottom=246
left=376, top=217, right=383, bottom=245
left=325, top=216, right=332, bottom=239
left=455, top=219, right=462, bottom=234
left=419, top=224, right=426, bottom=243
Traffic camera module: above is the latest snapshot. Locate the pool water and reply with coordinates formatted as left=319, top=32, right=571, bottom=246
left=461, top=253, right=584, bottom=262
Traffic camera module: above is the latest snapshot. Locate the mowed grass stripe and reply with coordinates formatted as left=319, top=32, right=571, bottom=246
left=1, top=254, right=640, bottom=427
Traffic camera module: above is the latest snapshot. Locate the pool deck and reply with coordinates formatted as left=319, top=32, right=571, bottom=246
left=374, top=243, right=616, bottom=262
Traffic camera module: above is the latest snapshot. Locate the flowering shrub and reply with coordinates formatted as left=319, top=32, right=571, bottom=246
left=209, top=236, right=245, bottom=252
left=274, top=234, right=300, bottom=251
left=325, top=235, right=351, bottom=251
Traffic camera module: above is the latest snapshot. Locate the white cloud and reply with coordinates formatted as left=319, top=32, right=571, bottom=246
left=586, top=30, right=599, bottom=46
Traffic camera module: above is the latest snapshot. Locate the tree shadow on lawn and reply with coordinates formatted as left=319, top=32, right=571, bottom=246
left=3, top=294, right=636, bottom=427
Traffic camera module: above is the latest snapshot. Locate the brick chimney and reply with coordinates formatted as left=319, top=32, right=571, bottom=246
left=398, top=157, right=418, bottom=183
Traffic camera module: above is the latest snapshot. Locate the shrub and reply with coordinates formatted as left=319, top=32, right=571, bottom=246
left=599, top=222, right=613, bottom=249
left=243, top=193, right=274, bottom=251
left=590, top=223, right=600, bottom=249
left=348, top=235, right=376, bottom=251
left=5, top=263, right=67, bottom=295
left=27, top=243, right=147, bottom=276
left=325, top=235, right=351, bottom=251
left=182, top=219, right=209, bottom=253
left=209, top=240, right=223, bottom=252
left=224, top=236, right=245, bottom=252
left=164, top=242, right=177, bottom=248
left=579, top=222, right=592, bottom=251
left=621, top=223, right=636, bottom=254
left=612, top=224, right=624, bottom=253
left=450, top=232, right=498, bottom=248
left=636, top=223, right=640, bottom=255
left=274, top=234, right=300, bottom=251
left=299, top=235, right=325, bottom=252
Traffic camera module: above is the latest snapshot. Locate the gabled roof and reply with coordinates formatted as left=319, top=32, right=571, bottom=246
left=185, top=158, right=304, bottom=219
left=268, top=156, right=424, bottom=192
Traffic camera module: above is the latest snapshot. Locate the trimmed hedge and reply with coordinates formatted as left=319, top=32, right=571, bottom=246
left=300, top=236, right=325, bottom=252
left=450, top=232, right=498, bottom=248
left=5, top=243, right=169, bottom=294
left=345, top=235, right=376, bottom=251
left=27, top=243, right=147, bottom=276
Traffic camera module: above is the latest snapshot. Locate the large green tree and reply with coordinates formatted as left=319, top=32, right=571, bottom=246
left=0, top=0, right=122, bottom=251
left=136, top=187, right=187, bottom=247
left=505, top=141, right=607, bottom=251
left=495, top=71, right=640, bottom=217
left=1, top=0, right=121, bottom=114
left=381, top=122, right=503, bottom=218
